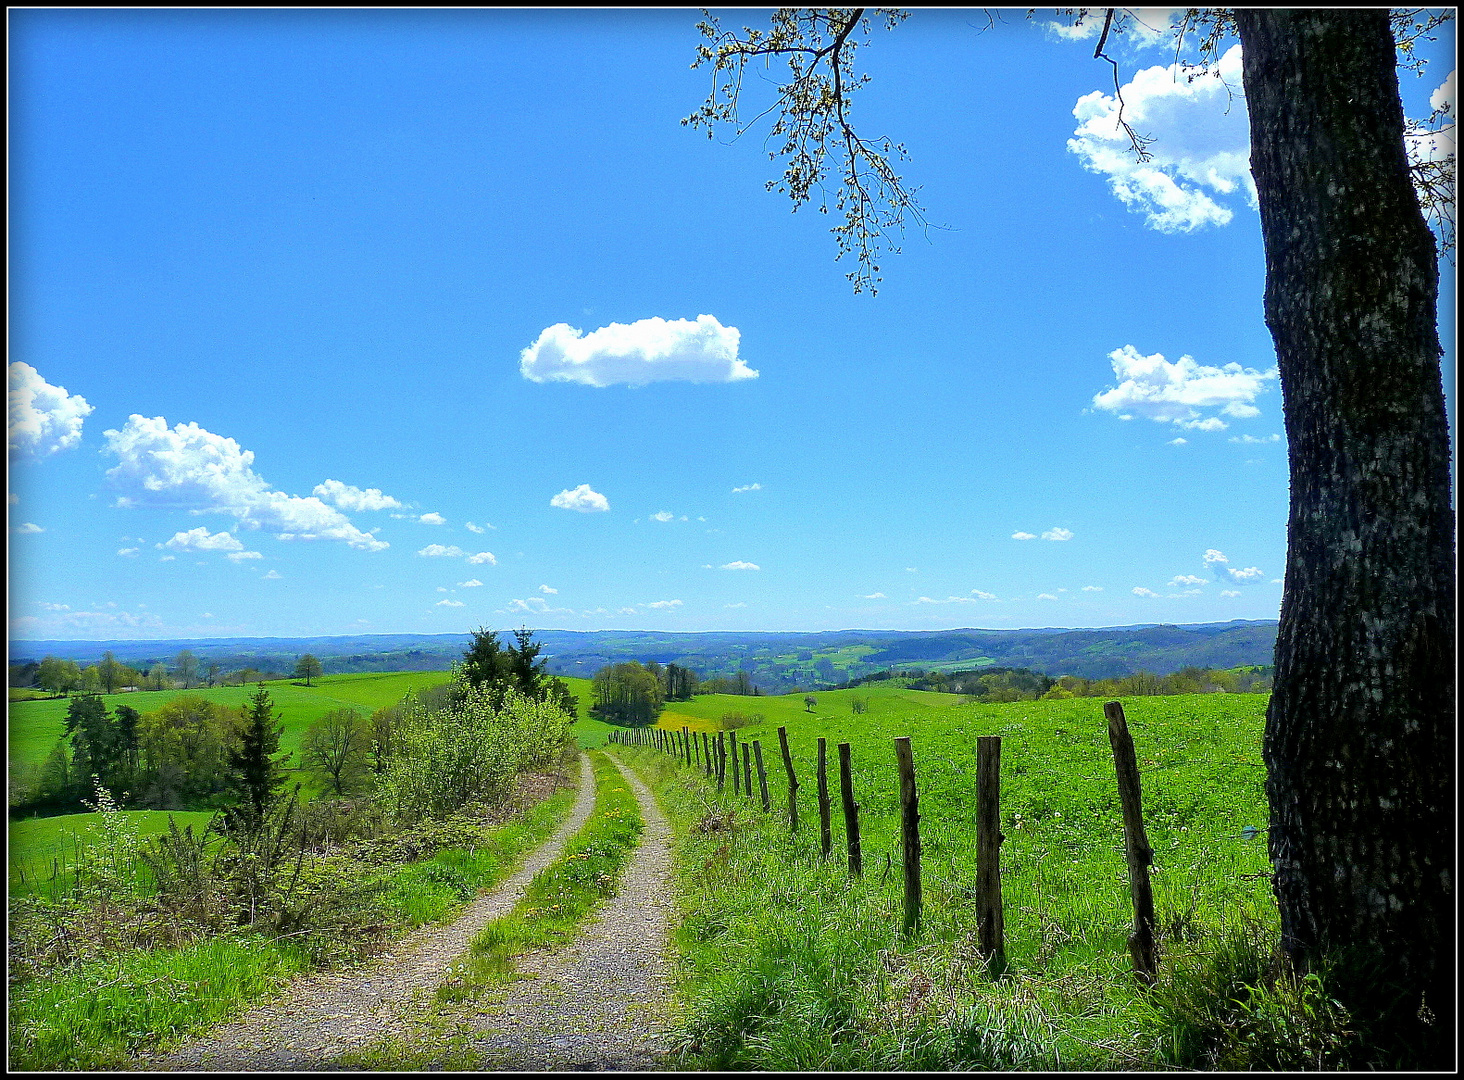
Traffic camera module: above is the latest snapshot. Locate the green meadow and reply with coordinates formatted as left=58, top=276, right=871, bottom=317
left=616, top=686, right=1276, bottom=1069
left=9, top=809, right=218, bottom=898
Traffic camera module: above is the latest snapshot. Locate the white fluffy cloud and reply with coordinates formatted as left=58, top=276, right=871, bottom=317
left=521, top=314, right=757, bottom=387
left=971, top=590, right=999, bottom=601
left=539, top=585, right=558, bottom=594
left=551, top=484, right=609, bottom=513
left=419, top=512, right=446, bottom=525
left=467, top=551, right=497, bottom=565
left=650, top=511, right=675, bottom=522
left=1037, top=593, right=1059, bottom=601
left=1093, top=346, right=1276, bottom=431
left=1042, top=527, right=1074, bottom=541
left=720, top=560, right=760, bottom=571
left=1133, top=586, right=1159, bottom=597
left=1012, top=531, right=1036, bottom=541
left=1169, top=574, right=1208, bottom=587
left=436, top=599, right=465, bottom=608
left=9, top=362, right=94, bottom=459
left=1227, top=565, right=1264, bottom=581
left=458, top=579, right=483, bottom=588
left=1203, top=549, right=1228, bottom=564
left=312, top=480, right=402, bottom=512
left=732, top=482, right=762, bottom=494
left=103, top=415, right=388, bottom=551
left=164, top=527, right=244, bottom=553
left=1069, top=44, right=1254, bottom=232
left=418, top=544, right=466, bottom=558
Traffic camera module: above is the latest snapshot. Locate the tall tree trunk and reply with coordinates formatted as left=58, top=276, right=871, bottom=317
left=1235, top=10, right=1454, bottom=1063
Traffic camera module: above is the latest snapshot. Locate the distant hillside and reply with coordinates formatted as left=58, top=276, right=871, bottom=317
left=12, top=621, right=1277, bottom=693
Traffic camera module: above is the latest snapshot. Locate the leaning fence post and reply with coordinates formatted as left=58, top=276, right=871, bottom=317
left=838, top=742, right=862, bottom=877
left=729, top=730, right=740, bottom=795
left=976, top=735, right=1005, bottom=972
left=894, top=736, right=922, bottom=935
left=777, top=726, right=800, bottom=833
left=753, top=740, right=771, bottom=812
left=715, top=732, right=725, bottom=791
left=742, top=742, right=753, bottom=801
left=1105, top=700, right=1158, bottom=985
left=816, top=737, right=832, bottom=858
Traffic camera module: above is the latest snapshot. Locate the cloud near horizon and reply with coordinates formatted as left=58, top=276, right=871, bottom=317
left=520, top=314, right=758, bottom=387
left=103, top=415, right=388, bottom=551
left=9, top=362, right=94, bottom=459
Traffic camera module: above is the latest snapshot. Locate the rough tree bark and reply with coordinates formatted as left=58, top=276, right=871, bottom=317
left=1234, top=9, right=1454, bottom=1060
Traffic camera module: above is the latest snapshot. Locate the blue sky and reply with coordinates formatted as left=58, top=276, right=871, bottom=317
left=9, top=8, right=1455, bottom=641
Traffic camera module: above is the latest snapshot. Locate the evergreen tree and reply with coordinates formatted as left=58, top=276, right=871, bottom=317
left=64, top=693, right=119, bottom=796
left=223, top=684, right=289, bottom=833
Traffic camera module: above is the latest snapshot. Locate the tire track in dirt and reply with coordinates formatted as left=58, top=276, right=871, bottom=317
left=464, top=752, right=677, bottom=1070
left=135, top=752, right=596, bottom=1072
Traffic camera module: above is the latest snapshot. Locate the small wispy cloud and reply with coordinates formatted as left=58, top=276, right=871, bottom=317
left=1229, top=433, right=1281, bottom=444
left=457, top=579, right=483, bottom=587
left=1203, top=549, right=1228, bottom=564
left=1042, top=527, right=1073, bottom=542
left=418, top=544, right=466, bottom=558
left=117, top=547, right=139, bottom=557
left=436, top=599, right=465, bottom=607
left=1133, top=586, right=1159, bottom=597
left=1220, top=589, right=1241, bottom=597
left=650, top=511, right=675, bottom=522
left=1081, top=585, right=1103, bottom=592
left=720, top=560, right=760, bottom=571
left=644, top=599, right=683, bottom=609
left=1012, top=532, right=1036, bottom=541
left=971, top=589, right=998, bottom=601
left=465, top=521, right=495, bottom=533
left=1037, top=593, right=1059, bottom=601
left=467, top=551, right=497, bottom=565
left=539, top=585, right=558, bottom=594
left=15, top=522, right=44, bottom=534
left=164, top=526, right=243, bottom=552
left=1227, top=566, right=1264, bottom=581
left=1168, top=437, right=1188, bottom=445
left=226, top=550, right=263, bottom=562
left=732, top=482, right=762, bottom=494
left=1169, top=574, right=1208, bottom=587
left=725, top=602, right=747, bottom=608
left=263, top=570, right=281, bottom=579
left=862, top=592, right=886, bottom=599
left=419, top=512, right=447, bottom=525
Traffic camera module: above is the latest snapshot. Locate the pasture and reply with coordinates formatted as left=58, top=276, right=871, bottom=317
left=622, top=688, right=1275, bottom=1068
left=9, top=809, right=217, bottom=898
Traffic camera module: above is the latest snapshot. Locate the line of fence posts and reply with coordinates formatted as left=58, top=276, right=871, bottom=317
left=618, top=700, right=1152, bottom=985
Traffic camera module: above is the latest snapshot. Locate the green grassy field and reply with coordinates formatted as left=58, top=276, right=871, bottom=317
left=617, top=687, right=1275, bottom=1069
left=656, top=682, right=963, bottom=733
left=9, top=810, right=218, bottom=898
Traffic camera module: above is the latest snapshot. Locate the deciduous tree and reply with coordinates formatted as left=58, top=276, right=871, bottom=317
left=293, top=653, right=323, bottom=686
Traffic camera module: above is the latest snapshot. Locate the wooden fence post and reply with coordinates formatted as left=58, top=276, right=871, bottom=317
left=704, top=732, right=713, bottom=777
left=742, top=742, right=753, bottom=801
left=817, top=737, right=832, bottom=858
left=837, top=742, right=862, bottom=877
left=1105, top=700, right=1158, bottom=985
left=894, top=736, right=922, bottom=935
left=715, top=732, right=725, bottom=791
left=683, top=727, right=692, bottom=767
left=777, top=726, right=800, bottom=833
left=976, top=735, right=1005, bottom=972
left=753, top=740, right=771, bottom=812
left=729, top=730, right=740, bottom=795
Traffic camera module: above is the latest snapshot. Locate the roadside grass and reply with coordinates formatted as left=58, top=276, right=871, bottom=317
left=6, top=773, right=580, bottom=1072
left=615, top=691, right=1288, bottom=1070
left=437, top=751, right=642, bottom=1000
left=9, top=810, right=217, bottom=899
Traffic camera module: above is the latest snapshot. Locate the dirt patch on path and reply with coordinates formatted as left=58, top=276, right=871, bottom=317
left=465, top=752, right=677, bottom=1070
left=136, top=753, right=595, bottom=1072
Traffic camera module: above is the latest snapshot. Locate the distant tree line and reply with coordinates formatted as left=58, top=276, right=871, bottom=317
left=837, top=664, right=1274, bottom=701
left=11, top=649, right=280, bottom=696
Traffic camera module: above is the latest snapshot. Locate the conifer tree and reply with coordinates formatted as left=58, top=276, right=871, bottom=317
left=224, top=684, right=289, bottom=833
